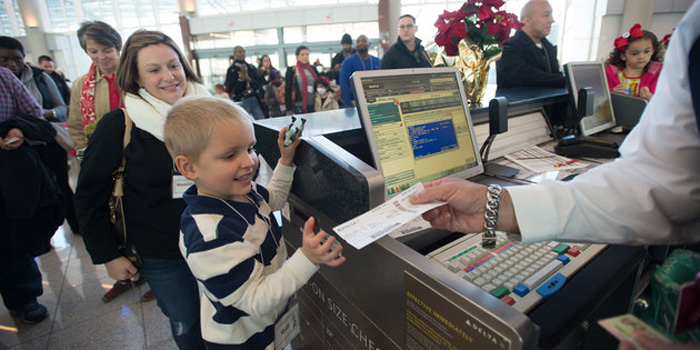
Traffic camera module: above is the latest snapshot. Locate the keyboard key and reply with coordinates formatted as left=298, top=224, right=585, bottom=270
left=567, top=248, right=581, bottom=257
left=491, top=286, right=510, bottom=299
left=522, top=260, right=564, bottom=290
left=472, top=277, right=487, bottom=287
left=557, top=255, right=570, bottom=265
left=553, top=244, right=570, bottom=255
left=501, top=295, right=515, bottom=306
left=513, top=285, right=529, bottom=297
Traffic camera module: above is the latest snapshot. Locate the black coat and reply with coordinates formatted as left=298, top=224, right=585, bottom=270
left=74, top=109, right=186, bottom=264
left=379, top=37, right=432, bottom=70
left=496, top=30, right=566, bottom=89
left=0, top=116, right=64, bottom=262
left=224, top=60, right=263, bottom=102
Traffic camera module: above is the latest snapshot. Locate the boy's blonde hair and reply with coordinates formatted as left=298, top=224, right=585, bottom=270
left=164, top=96, right=253, bottom=161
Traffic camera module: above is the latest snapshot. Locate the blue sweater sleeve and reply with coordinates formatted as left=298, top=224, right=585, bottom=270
left=339, top=56, right=354, bottom=107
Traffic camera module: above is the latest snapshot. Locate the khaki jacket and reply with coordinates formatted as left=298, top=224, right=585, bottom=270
left=68, top=73, right=113, bottom=150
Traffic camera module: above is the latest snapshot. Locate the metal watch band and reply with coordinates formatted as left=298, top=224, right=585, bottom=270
left=483, top=184, right=502, bottom=249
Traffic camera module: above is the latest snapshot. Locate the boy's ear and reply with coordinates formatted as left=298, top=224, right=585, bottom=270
left=174, top=155, right=198, bottom=180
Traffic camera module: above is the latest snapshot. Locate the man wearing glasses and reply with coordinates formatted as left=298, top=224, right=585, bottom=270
left=380, top=14, right=432, bottom=69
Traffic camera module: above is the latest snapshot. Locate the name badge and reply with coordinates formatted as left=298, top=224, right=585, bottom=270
left=172, top=173, right=194, bottom=199
left=307, top=85, right=314, bottom=93
left=274, top=303, right=300, bottom=350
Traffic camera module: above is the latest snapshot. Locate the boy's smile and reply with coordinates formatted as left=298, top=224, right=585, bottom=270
left=191, top=120, right=259, bottom=201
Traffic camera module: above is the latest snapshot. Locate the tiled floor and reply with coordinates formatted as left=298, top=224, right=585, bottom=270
left=0, top=223, right=177, bottom=350
left=0, top=158, right=177, bottom=350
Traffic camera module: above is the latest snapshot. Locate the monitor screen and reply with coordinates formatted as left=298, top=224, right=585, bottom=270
left=351, top=67, right=483, bottom=199
left=565, top=62, right=616, bottom=136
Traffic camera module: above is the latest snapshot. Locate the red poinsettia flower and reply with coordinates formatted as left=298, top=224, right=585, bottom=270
left=434, top=1, right=521, bottom=57
left=478, top=5, right=495, bottom=22
left=482, top=0, right=505, bottom=8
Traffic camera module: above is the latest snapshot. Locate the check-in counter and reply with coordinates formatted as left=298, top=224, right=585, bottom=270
left=254, top=90, right=645, bottom=350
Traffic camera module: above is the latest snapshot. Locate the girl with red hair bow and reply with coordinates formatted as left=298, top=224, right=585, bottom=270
left=604, top=23, right=664, bottom=99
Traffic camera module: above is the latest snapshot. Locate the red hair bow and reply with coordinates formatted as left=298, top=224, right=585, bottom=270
left=614, top=23, right=644, bottom=51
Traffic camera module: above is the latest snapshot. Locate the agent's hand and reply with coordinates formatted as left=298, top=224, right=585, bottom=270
left=105, top=256, right=139, bottom=281
left=409, top=178, right=519, bottom=234
left=618, top=332, right=700, bottom=350
left=613, top=84, right=628, bottom=94
left=639, top=86, right=653, bottom=100
left=278, top=126, right=301, bottom=166
left=0, top=128, right=24, bottom=150
left=300, top=217, right=345, bottom=267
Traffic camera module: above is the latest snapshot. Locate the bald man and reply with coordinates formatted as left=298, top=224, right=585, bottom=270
left=496, top=0, right=566, bottom=89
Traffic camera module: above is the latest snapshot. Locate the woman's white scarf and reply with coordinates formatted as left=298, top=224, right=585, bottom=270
left=124, top=81, right=210, bottom=141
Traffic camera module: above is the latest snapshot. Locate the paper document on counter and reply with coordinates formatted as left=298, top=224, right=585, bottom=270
left=505, top=146, right=588, bottom=173
left=332, top=182, right=446, bottom=250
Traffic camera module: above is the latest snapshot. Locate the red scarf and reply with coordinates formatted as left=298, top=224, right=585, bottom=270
left=79, top=64, right=122, bottom=132
left=296, top=61, right=318, bottom=112
left=79, top=64, right=98, bottom=131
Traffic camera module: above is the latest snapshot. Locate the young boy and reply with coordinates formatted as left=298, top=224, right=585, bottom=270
left=163, top=96, right=345, bottom=349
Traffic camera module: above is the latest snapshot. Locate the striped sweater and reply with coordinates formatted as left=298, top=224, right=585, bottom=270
left=179, top=164, right=318, bottom=349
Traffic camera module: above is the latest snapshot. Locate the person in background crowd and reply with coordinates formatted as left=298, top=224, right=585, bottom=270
left=496, top=0, right=565, bottom=89
left=66, top=20, right=153, bottom=304
left=224, top=46, right=265, bottom=120
left=0, top=67, right=62, bottom=326
left=605, top=24, right=664, bottom=99
left=285, top=45, right=318, bottom=115
left=0, top=37, right=79, bottom=241
left=257, top=54, right=276, bottom=87
left=339, top=34, right=381, bottom=107
left=38, top=55, right=71, bottom=104
left=74, top=30, right=209, bottom=349
left=67, top=20, right=123, bottom=152
left=330, top=34, right=355, bottom=79
left=265, top=70, right=286, bottom=117
left=0, top=37, right=67, bottom=122
left=380, top=14, right=431, bottom=69
left=214, top=83, right=229, bottom=99
left=315, top=76, right=339, bottom=112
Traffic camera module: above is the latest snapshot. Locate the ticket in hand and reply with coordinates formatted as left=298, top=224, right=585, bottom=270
left=598, top=313, right=672, bottom=347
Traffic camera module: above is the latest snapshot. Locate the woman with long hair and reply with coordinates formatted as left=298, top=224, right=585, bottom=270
left=74, top=30, right=209, bottom=350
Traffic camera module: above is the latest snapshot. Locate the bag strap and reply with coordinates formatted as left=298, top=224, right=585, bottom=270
left=112, top=109, right=133, bottom=197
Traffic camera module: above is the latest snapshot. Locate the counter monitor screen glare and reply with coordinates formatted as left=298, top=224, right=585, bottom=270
left=565, top=62, right=617, bottom=136
left=351, top=67, right=483, bottom=199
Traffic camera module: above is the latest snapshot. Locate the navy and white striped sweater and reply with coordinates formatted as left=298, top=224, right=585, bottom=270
left=179, top=164, right=318, bottom=349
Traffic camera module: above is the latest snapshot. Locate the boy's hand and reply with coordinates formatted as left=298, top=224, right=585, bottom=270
left=278, top=126, right=300, bottom=166
left=300, top=217, right=345, bottom=267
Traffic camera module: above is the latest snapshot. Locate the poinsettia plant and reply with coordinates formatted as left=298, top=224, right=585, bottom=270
left=434, top=0, right=522, bottom=58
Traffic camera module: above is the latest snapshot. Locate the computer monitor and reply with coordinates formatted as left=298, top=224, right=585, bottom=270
left=564, top=62, right=617, bottom=136
left=351, top=67, right=483, bottom=199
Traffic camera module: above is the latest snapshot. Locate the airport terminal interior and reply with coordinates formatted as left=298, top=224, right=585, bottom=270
left=0, top=0, right=697, bottom=349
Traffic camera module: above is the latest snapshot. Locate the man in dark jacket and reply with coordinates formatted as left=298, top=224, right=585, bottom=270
left=224, top=46, right=265, bottom=119
left=38, top=55, right=70, bottom=105
left=380, top=14, right=432, bottom=69
left=0, top=67, right=61, bottom=325
left=496, top=0, right=565, bottom=88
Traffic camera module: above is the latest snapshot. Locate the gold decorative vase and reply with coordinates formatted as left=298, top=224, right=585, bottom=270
left=432, top=38, right=501, bottom=105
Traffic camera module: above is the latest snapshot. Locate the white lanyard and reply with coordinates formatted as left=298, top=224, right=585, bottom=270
left=218, top=194, right=279, bottom=265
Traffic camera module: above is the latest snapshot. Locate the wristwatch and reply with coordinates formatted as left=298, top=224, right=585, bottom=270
left=483, top=184, right=502, bottom=249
